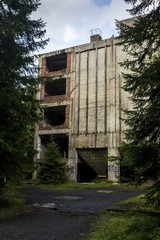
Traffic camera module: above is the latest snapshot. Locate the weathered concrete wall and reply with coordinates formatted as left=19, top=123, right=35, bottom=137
left=67, top=36, right=131, bottom=181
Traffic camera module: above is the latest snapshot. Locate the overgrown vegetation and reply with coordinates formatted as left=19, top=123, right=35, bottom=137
left=82, top=212, right=160, bottom=240
left=38, top=137, right=66, bottom=184
left=0, top=0, right=48, bottom=186
left=82, top=194, right=160, bottom=240
left=0, top=185, right=30, bottom=218
left=113, top=194, right=160, bottom=213
left=116, top=0, right=160, bottom=205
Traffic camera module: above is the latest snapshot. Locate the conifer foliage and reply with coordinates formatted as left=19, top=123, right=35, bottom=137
left=0, top=0, right=48, bottom=184
left=38, top=137, right=66, bottom=184
left=117, top=0, right=160, bottom=205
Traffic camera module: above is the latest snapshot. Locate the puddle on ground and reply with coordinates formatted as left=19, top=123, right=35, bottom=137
left=97, top=190, right=113, bottom=193
left=54, top=196, right=83, bottom=201
left=34, top=203, right=57, bottom=209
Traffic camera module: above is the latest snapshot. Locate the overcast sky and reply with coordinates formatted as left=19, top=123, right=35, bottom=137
left=34, top=0, right=133, bottom=54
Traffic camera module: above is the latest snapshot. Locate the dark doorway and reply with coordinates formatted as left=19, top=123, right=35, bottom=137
left=77, top=148, right=107, bottom=182
left=77, top=157, right=97, bottom=182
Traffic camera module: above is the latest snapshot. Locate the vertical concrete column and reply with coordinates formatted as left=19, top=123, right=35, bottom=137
left=106, top=37, right=120, bottom=183
left=66, top=144, right=78, bottom=181
left=77, top=52, right=81, bottom=135
left=95, top=48, right=98, bottom=135
left=67, top=51, right=77, bottom=181
left=32, top=129, right=41, bottom=180
left=108, top=147, right=120, bottom=182
left=104, top=46, right=107, bottom=135
left=86, top=51, right=89, bottom=135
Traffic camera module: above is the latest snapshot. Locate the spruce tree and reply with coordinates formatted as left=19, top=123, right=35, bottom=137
left=0, top=0, right=48, bottom=185
left=38, top=137, right=66, bottom=184
left=116, top=0, right=160, bottom=205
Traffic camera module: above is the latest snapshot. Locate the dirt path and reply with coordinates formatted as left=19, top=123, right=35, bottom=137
left=0, top=187, right=145, bottom=240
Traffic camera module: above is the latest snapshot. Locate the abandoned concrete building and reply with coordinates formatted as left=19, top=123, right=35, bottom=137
left=34, top=18, right=133, bottom=182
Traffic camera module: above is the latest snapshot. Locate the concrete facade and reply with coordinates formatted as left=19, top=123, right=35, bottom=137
left=34, top=22, right=132, bottom=182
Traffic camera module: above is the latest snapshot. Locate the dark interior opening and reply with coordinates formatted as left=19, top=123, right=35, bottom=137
left=46, top=53, right=67, bottom=72
left=77, top=156, right=97, bottom=182
left=45, top=78, right=66, bottom=97
left=119, top=149, right=136, bottom=182
left=40, top=134, right=68, bottom=159
left=77, top=148, right=107, bottom=182
left=44, top=106, right=66, bottom=126
left=120, top=162, right=136, bottom=182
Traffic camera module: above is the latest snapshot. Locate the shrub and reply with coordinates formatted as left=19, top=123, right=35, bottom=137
left=38, top=137, right=66, bottom=184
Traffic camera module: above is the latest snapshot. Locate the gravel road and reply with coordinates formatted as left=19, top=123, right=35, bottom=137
left=0, top=186, right=145, bottom=240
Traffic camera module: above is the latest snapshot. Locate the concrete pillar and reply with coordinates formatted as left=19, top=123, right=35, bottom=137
left=66, top=145, right=78, bottom=181
left=108, top=147, right=120, bottom=182
left=32, top=126, right=41, bottom=180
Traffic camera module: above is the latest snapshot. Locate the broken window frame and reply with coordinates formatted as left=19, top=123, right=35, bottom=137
left=44, top=106, right=66, bottom=127
left=46, top=53, right=67, bottom=73
left=44, top=78, right=67, bottom=97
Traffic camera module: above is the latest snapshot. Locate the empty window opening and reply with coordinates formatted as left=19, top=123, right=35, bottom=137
left=45, top=78, right=66, bottom=97
left=46, top=53, right=67, bottom=72
left=56, top=135, right=68, bottom=159
left=44, top=106, right=66, bottom=126
left=40, top=135, right=48, bottom=159
left=40, top=134, right=68, bottom=159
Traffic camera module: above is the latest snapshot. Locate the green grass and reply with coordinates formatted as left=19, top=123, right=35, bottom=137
left=35, top=180, right=145, bottom=191
left=36, top=180, right=114, bottom=190
left=112, top=194, right=160, bottom=213
left=82, top=193, right=160, bottom=240
left=0, top=185, right=30, bottom=218
left=82, top=212, right=160, bottom=240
